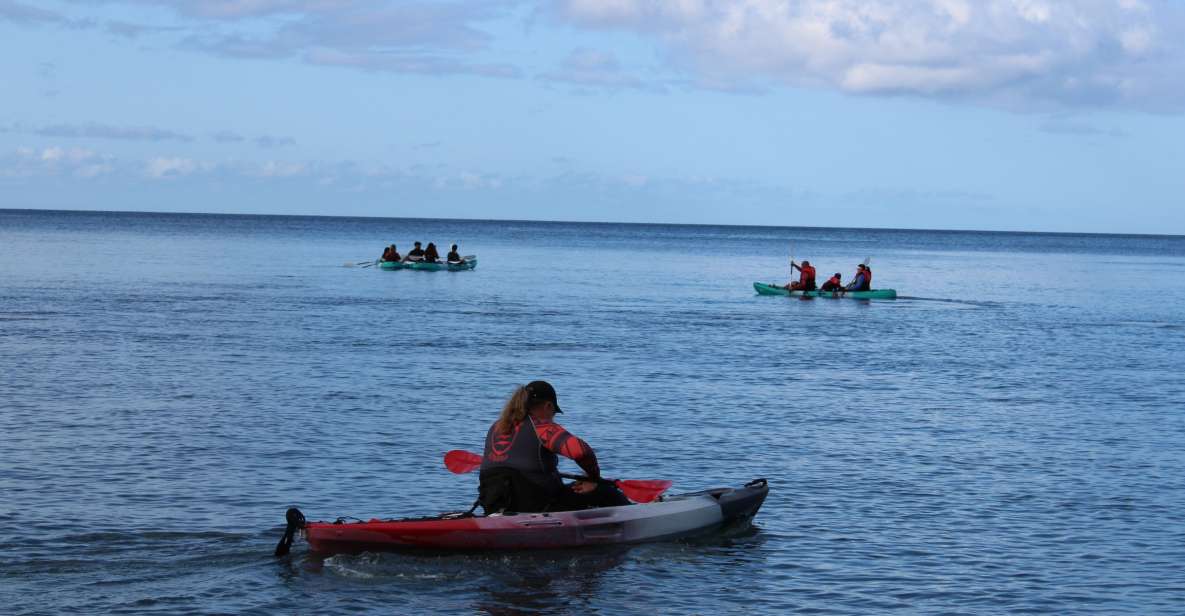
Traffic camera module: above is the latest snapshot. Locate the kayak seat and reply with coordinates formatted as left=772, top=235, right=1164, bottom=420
left=478, top=467, right=555, bottom=515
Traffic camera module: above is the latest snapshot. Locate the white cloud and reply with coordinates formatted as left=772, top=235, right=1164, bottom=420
left=553, top=0, right=1185, bottom=110
left=145, top=156, right=210, bottom=178
left=253, top=160, right=306, bottom=177
left=435, top=171, right=503, bottom=190
left=5, top=146, right=116, bottom=178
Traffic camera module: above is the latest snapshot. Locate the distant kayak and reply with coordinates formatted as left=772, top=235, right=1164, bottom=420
left=753, top=282, right=897, bottom=299
left=379, top=257, right=477, bottom=271
left=278, top=479, right=768, bottom=555
left=446, top=259, right=477, bottom=271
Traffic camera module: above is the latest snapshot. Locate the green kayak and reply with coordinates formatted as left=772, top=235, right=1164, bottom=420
left=446, top=258, right=477, bottom=271
left=406, top=261, right=445, bottom=271
left=379, top=257, right=478, bottom=271
left=753, top=282, right=897, bottom=299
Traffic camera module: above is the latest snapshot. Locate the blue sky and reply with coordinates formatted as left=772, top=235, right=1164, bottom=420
left=1, top=0, right=1183, bottom=233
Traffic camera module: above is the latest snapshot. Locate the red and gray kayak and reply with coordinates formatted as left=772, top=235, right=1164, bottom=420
left=275, top=479, right=768, bottom=555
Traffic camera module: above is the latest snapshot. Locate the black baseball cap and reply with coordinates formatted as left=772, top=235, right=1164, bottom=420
left=525, top=380, right=562, bottom=413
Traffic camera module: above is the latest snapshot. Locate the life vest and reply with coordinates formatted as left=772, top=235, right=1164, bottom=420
left=826, top=274, right=841, bottom=286
left=481, top=417, right=562, bottom=492
left=800, top=264, right=816, bottom=287
left=862, top=268, right=872, bottom=290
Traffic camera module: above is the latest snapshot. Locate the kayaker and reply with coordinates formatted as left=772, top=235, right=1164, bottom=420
left=820, top=272, right=842, bottom=292
left=381, top=244, right=401, bottom=262
left=380, top=245, right=393, bottom=261
left=787, top=260, right=817, bottom=291
left=447, top=244, right=464, bottom=264
left=424, top=242, right=440, bottom=263
left=405, top=241, right=425, bottom=262
left=845, top=264, right=872, bottom=292
left=479, top=381, right=629, bottom=514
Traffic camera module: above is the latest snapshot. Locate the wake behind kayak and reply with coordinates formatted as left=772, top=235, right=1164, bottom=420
left=275, top=479, right=768, bottom=556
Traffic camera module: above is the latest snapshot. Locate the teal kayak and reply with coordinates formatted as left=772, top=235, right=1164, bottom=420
left=753, top=282, right=897, bottom=299
left=406, top=261, right=445, bottom=271
left=447, top=258, right=477, bottom=271
left=379, top=257, right=478, bottom=271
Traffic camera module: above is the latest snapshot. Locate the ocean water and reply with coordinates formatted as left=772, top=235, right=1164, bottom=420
left=1, top=208, right=1184, bottom=615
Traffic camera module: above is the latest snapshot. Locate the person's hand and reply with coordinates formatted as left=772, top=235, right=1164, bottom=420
left=571, top=480, right=598, bottom=494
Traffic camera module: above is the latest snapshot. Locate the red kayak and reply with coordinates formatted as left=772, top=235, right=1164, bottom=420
left=277, top=479, right=768, bottom=555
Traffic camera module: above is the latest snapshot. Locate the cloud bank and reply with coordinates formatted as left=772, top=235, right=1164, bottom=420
left=13, top=1, right=1185, bottom=110
left=553, top=0, right=1185, bottom=110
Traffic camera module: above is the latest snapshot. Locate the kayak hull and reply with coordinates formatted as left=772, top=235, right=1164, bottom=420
left=301, top=479, right=767, bottom=554
left=446, top=258, right=477, bottom=271
left=379, top=258, right=477, bottom=271
left=753, top=282, right=897, bottom=299
left=406, top=261, right=444, bottom=271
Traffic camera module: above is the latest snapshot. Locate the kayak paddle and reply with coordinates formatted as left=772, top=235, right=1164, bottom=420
left=443, top=449, right=672, bottom=503
left=444, top=449, right=483, bottom=473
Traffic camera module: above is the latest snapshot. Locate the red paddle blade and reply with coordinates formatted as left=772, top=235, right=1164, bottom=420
left=615, top=479, right=673, bottom=503
left=444, top=449, right=483, bottom=474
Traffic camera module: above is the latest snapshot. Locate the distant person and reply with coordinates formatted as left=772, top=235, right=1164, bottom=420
left=820, top=272, right=843, bottom=292
left=787, top=260, right=817, bottom=291
left=405, top=241, right=425, bottom=262
left=424, top=242, right=440, bottom=263
left=381, top=244, right=400, bottom=262
left=447, top=244, right=465, bottom=264
left=845, top=264, right=871, bottom=292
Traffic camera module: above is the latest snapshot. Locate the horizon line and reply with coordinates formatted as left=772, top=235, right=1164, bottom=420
left=2, top=206, right=1182, bottom=240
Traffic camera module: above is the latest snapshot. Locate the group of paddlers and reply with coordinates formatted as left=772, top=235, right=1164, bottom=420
left=785, top=260, right=872, bottom=292
left=379, top=241, right=466, bottom=264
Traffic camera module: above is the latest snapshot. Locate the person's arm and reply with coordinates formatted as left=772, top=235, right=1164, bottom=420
left=534, top=421, right=601, bottom=479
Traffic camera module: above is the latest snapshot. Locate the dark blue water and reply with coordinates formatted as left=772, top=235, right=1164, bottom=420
left=2, top=208, right=1184, bottom=614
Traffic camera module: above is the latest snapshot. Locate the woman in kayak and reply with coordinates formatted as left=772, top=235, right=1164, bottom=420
left=820, top=272, right=842, bottom=292
left=845, top=264, right=872, bottom=292
left=424, top=242, right=441, bottom=263
left=446, top=244, right=465, bottom=264
left=381, top=244, right=400, bottom=262
left=479, top=381, right=629, bottom=514
left=787, top=260, right=817, bottom=291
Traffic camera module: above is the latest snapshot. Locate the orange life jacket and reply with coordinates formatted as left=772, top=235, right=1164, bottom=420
left=799, top=264, right=816, bottom=286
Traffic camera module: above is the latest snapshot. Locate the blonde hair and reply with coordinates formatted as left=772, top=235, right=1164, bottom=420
left=494, top=385, right=536, bottom=435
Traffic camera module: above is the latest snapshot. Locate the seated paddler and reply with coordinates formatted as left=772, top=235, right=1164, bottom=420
left=479, top=381, right=629, bottom=514
left=787, top=259, right=817, bottom=291
left=447, top=244, right=465, bottom=264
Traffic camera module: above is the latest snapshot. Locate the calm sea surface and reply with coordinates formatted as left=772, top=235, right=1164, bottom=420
left=2, top=209, right=1184, bottom=615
